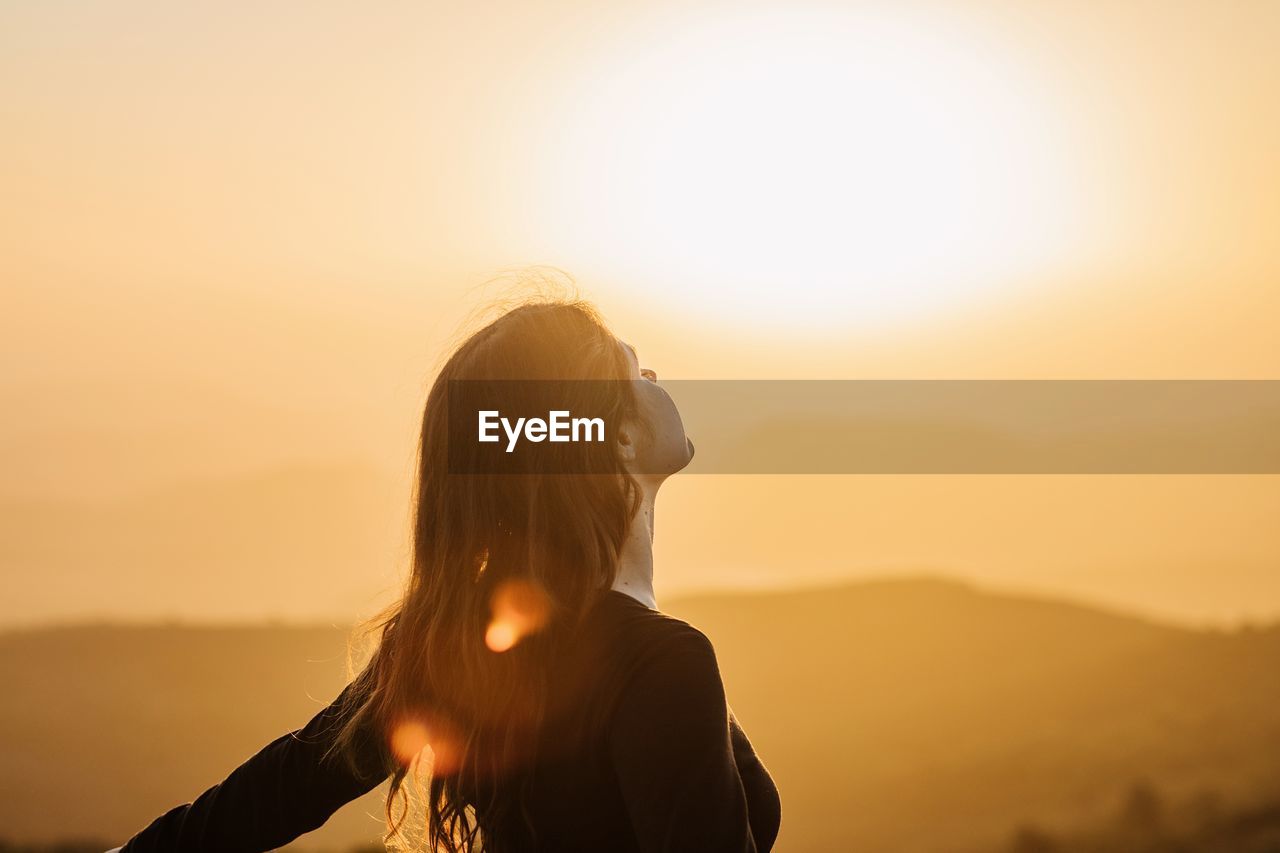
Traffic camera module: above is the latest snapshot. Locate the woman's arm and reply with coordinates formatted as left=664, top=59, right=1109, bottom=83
left=607, top=627, right=762, bottom=852
left=118, top=676, right=391, bottom=853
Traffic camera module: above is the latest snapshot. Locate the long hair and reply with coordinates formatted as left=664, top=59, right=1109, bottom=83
left=325, top=295, right=644, bottom=851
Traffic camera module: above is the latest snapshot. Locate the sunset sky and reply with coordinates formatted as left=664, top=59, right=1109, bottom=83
left=2, top=0, right=1277, bottom=628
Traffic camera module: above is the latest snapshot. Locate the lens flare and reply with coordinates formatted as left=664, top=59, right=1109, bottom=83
left=389, top=715, right=462, bottom=776
left=390, top=719, right=429, bottom=766
left=485, top=577, right=551, bottom=652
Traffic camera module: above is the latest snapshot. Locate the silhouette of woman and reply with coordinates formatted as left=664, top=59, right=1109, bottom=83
left=114, top=298, right=781, bottom=852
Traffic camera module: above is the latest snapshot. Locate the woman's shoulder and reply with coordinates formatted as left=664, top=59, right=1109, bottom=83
left=593, top=589, right=715, bottom=651
left=587, top=590, right=723, bottom=691
left=549, top=589, right=726, bottom=745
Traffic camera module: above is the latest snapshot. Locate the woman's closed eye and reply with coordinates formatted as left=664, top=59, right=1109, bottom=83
left=640, top=368, right=658, bottom=382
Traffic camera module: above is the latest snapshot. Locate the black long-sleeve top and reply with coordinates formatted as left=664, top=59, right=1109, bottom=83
left=118, top=589, right=781, bottom=852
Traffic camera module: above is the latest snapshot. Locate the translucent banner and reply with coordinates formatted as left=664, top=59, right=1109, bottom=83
left=445, top=380, right=1280, bottom=474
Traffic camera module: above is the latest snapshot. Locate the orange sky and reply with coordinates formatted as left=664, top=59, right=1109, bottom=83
left=2, top=0, right=1277, bottom=627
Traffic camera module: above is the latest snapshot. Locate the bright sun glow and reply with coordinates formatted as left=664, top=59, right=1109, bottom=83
left=536, top=6, right=1089, bottom=333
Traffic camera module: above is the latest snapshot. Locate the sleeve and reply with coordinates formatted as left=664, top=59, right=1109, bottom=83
left=117, top=676, right=391, bottom=853
left=607, top=627, right=761, bottom=852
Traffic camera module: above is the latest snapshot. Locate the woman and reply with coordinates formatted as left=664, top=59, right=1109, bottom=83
left=115, top=298, right=781, bottom=852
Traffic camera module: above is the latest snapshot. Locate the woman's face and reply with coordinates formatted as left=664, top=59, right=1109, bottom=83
left=618, top=339, right=694, bottom=480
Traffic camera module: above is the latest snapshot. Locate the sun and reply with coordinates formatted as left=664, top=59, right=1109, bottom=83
left=532, top=5, right=1089, bottom=335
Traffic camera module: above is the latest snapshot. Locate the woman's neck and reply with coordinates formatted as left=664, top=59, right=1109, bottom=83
left=610, top=488, right=658, bottom=610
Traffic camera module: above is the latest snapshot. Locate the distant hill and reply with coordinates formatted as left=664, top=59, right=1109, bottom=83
left=2, top=577, right=1278, bottom=852
left=666, top=577, right=1280, bottom=852
left=0, top=622, right=377, bottom=850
